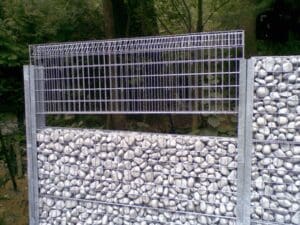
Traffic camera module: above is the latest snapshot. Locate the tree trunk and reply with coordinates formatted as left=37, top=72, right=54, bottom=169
left=14, top=143, right=23, bottom=178
left=103, top=0, right=115, bottom=38
left=102, top=0, right=127, bottom=129
left=192, top=0, right=203, bottom=133
left=239, top=0, right=257, bottom=57
left=197, top=0, right=203, bottom=32
left=0, top=131, right=17, bottom=191
left=111, top=0, right=128, bottom=38
left=141, top=0, right=159, bottom=35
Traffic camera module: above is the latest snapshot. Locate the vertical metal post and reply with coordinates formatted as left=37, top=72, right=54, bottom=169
left=236, top=59, right=251, bottom=225
left=24, top=65, right=41, bottom=225
left=244, top=58, right=254, bottom=225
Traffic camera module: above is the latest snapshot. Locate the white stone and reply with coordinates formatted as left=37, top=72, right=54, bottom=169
left=258, top=69, right=267, bottom=78
left=287, top=184, right=299, bottom=193
left=54, top=143, right=63, bottom=152
left=263, top=57, right=275, bottom=72
left=55, top=200, right=65, bottom=210
left=124, top=150, right=135, bottom=160
left=265, top=105, right=277, bottom=114
left=291, top=211, right=300, bottom=225
left=219, top=203, right=226, bottom=215
left=257, top=117, right=267, bottom=126
left=228, top=144, right=236, bottom=153
left=37, top=133, right=44, bottom=142
left=199, top=201, right=206, bottom=212
left=63, top=133, right=73, bottom=142
left=296, top=106, right=300, bottom=114
left=149, top=199, right=158, bottom=208
left=256, top=87, right=269, bottom=98
left=91, top=157, right=101, bottom=167
left=63, top=146, right=72, bottom=154
left=278, top=199, right=292, bottom=208
left=262, top=145, right=271, bottom=154
left=48, top=154, right=58, bottom=162
left=275, top=214, right=285, bottom=223
left=278, top=108, right=289, bottom=114
left=219, top=157, right=232, bottom=166
left=293, top=164, right=300, bottom=173
left=288, top=74, right=297, bottom=83
left=102, top=215, right=108, bottom=225
left=278, top=82, right=287, bottom=91
left=206, top=205, right=215, bottom=214
left=228, top=171, right=236, bottom=180
left=134, top=147, right=143, bottom=157
left=131, top=166, right=141, bottom=178
left=292, top=146, right=300, bottom=155
left=157, top=138, right=167, bottom=148
left=125, top=135, right=135, bottom=146
left=277, top=116, right=288, bottom=125
left=194, top=156, right=204, bottom=164
left=283, top=62, right=293, bottom=72
left=273, top=64, right=282, bottom=73
left=260, top=197, right=269, bottom=208
left=254, top=176, right=265, bottom=190
left=205, top=154, right=215, bottom=165
left=45, top=198, right=54, bottom=207
left=187, top=177, right=195, bottom=188
left=65, top=200, right=77, bottom=209
left=50, top=131, right=59, bottom=142
left=287, top=95, right=299, bottom=107
left=226, top=201, right=235, bottom=212
left=49, top=210, right=61, bottom=218
left=195, top=141, right=204, bottom=151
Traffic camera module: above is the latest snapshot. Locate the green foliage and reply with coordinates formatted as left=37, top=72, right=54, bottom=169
left=257, top=36, right=300, bottom=56
left=0, top=216, right=5, bottom=225
left=155, top=0, right=198, bottom=34
left=0, top=71, right=23, bottom=113
left=0, top=0, right=104, bottom=66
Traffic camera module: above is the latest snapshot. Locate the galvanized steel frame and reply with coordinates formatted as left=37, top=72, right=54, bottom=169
left=236, top=59, right=254, bottom=225
left=24, top=65, right=45, bottom=225
left=23, top=31, right=259, bottom=225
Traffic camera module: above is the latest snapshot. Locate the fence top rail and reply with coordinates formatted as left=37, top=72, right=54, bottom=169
left=30, top=30, right=244, bottom=58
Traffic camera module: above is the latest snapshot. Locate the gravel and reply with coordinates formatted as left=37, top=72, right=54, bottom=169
left=37, top=128, right=237, bottom=225
left=252, top=57, right=300, bottom=225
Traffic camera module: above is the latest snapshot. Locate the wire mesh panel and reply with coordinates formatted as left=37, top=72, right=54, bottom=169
left=30, top=30, right=244, bottom=114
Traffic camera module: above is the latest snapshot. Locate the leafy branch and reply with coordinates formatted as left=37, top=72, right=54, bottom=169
left=202, top=0, right=231, bottom=28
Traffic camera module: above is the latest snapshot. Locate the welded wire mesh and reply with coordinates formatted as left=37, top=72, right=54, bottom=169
left=30, top=30, right=244, bottom=114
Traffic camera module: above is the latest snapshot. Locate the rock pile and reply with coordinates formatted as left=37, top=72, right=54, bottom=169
left=252, top=57, right=300, bottom=225
left=37, top=128, right=237, bottom=225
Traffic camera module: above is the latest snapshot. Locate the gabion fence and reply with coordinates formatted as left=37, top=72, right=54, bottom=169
left=250, top=56, right=300, bottom=225
left=24, top=30, right=300, bottom=225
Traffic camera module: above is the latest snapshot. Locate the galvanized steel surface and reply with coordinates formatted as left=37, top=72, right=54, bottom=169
left=30, top=30, right=244, bottom=115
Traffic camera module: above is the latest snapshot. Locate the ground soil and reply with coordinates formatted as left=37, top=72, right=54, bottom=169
left=0, top=166, right=28, bottom=225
